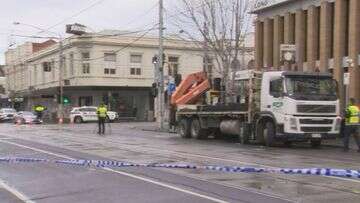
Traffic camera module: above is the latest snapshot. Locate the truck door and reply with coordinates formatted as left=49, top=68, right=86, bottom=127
left=267, top=78, right=285, bottom=114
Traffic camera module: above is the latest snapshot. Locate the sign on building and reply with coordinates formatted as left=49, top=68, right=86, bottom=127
left=252, top=0, right=291, bottom=12
left=66, top=23, right=87, bottom=35
left=280, top=44, right=296, bottom=62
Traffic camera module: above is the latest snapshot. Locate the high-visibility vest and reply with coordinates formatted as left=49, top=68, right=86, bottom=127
left=35, top=106, right=45, bottom=112
left=346, top=105, right=359, bottom=124
left=97, top=106, right=107, bottom=118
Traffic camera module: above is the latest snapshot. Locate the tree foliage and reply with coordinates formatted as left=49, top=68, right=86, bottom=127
left=174, top=0, right=253, bottom=84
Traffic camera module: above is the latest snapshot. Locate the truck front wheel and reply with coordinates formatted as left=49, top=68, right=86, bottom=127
left=263, top=122, right=275, bottom=147
left=191, top=119, right=207, bottom=139
left=179, top=119, right=191, bottom=138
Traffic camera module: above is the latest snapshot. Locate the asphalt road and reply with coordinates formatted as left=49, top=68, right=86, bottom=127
left=0, top=124, right=292, bottom=203
left=0, top=122, right=359, bottom=203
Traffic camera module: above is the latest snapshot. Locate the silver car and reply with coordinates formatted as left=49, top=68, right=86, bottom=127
left=0, top=108, right=17, bottom=122
left=14, top=111, right=43, bottom=124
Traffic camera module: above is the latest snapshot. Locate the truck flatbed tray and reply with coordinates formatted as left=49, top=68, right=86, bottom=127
left=177, top=111, right=248, bottom=115
left=177, top=103, right=249, bottom=115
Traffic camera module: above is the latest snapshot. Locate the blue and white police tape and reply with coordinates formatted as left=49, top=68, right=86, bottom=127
left=1, top=157, right=359, bottom=179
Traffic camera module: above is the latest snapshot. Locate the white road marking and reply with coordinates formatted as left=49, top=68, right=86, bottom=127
left=0, top=140, right=228, bottom=203
left=130, top=145, right=360, bottom=184
left=0, top=178, right=36, bottom=203
left=5, top=131, right=360, bottom=185
left=103, top=167, right=229, bottom=203
left=65, top=134, right=360, bottom=185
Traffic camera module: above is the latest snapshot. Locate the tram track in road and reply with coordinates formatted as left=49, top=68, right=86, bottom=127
left=0, top=138, right=295, bottom=203
left=23, top=124, right=360, bottom=166
left=32, top=127, right=360, bottom=170
left=1, top=129, right=360, bottom=199
left=2, top=128, right=360, bottom=176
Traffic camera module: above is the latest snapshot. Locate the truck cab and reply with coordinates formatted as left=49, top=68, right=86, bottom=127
left=255, top=71, right=341, bottom=147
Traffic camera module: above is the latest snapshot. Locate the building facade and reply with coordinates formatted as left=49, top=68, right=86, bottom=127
left=0, top=65, right=8, bottom=107
left=253, top=0, right=360, bottom=102
left=4, top=31, right=209, bottom=121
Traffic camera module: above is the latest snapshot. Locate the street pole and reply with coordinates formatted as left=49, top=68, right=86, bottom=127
left=58, top=40, right=64, bottom=124
left=158, top=0, right=165, bottom=131
left=203, top=22, right=210, bottom=86
left=339, top=62, right=346, bottom=117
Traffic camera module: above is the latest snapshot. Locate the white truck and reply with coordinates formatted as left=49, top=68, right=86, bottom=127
left=175, top=70, right=341, bottom=147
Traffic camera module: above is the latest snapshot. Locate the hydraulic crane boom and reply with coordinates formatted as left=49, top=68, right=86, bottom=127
left=171, top=71, right=210, bottom=105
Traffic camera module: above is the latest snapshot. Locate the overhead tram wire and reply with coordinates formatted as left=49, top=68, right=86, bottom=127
left=9, top=0, right=210, bottom=73
left=73, top=24, right=160, bottom=62
left=6, top=23, right=160, bottom=75
left=88, top=25, right=159, bottom=38
left=163, top=0, right=221, bottom=22
left=121, top=2, right=159, bottom=29
left=39, top=0, right=107, bottom=34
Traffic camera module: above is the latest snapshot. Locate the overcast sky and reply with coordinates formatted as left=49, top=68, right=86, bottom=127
left=0, top=0, right=182, bottom=64
left=0, top=0, right=255, bottom=65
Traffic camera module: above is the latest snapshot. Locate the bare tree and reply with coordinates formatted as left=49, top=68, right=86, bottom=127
left=173, top=0, right=253, bottom=103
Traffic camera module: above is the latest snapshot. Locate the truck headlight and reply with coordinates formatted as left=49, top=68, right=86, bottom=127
left=334, top=118, right=342, bottom=131
left=290, top=117, right=297, bottom=130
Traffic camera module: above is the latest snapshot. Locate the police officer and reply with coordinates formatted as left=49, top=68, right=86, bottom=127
left=97, top=103, right=108, bottom=135
left=343, top=98, right=360, bottom=152
left=34, top=104, right=47, bottom=120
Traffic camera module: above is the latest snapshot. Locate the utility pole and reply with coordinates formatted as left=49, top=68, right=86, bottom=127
left=58, top=40, right=64, bottom=124
left=203, top=22, right=211, bottom=85
left=158, top=0, right=165, bottom=131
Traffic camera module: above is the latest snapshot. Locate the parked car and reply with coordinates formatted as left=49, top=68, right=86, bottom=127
left=13, top=111, right=43, bottom=124
left=0, top=108, right=17, bottom=122
left=70, top=106, right=118, bottom=124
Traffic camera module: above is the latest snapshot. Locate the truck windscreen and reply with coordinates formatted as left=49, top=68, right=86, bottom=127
left=285, top=76, right=338, bottom=101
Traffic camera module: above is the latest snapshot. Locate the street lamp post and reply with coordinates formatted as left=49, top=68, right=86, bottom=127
left=13, top=22, right=64, bottom=123
left=345, top=59, right=355, bottom=107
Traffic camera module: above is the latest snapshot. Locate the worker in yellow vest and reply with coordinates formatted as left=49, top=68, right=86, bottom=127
left=343, top=98, right=360, bottom=152
left=97, top=103, right=108, bottom=135
left=33, top=104, right=47, bottom=120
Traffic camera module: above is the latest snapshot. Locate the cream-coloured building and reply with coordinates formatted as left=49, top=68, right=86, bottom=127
left=0, top=65, right=8, bottom=107
left=253, top=0, right=360, bottom=103
left=4, top=31, right=208, bottom=121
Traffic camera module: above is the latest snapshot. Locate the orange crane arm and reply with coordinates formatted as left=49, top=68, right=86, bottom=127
left=171, top=71, right=210, bottom=105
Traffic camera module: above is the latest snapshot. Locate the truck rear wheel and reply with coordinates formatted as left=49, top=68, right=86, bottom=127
left=263, top=122, right=275, bottom=147
left=311, top=140, right=322, bottom=148
left=190, top=119, right=207, bottom=139
left=179, top=119, right=191, bottom=138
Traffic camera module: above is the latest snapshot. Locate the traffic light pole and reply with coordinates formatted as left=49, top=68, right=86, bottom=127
left=58, top=40, right=64, bottom=124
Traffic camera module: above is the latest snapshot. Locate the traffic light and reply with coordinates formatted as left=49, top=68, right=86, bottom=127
left=63, top=96, right=70, bottom=105
left=151, top=82, right=158, bottom=97
left=152, top=56, right=158, bottom=64
left=152, top=54, right=166, bottom=66
left=57, top=95, right=71, bottom=105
